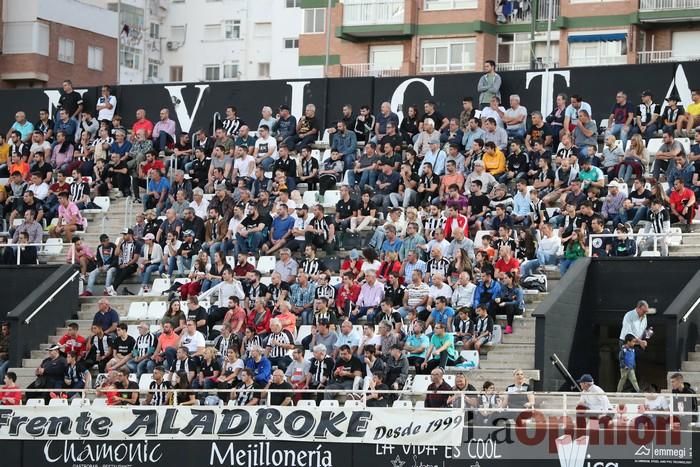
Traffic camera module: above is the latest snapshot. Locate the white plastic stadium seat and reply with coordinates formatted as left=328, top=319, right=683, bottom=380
left=489, top=324, right=503, bottom=345
left=296, top=325, right=312, bottom=345
left=226, top=256, right=236, bottom=269
left=127, top=302, right=149, bottom=321
left=303, top=190, right=319, bottom=206
left=139, top=374, right=154, bottom=391
left=321, top=190, right=341, bottom=208
left=246, top=256, right=257, bottom=267
left=415, top=401, right=425, bottom=409
left=473, top=230, right=495, bottom=248
left=297, top=400, right=317, bottom=407
left=392, top=400, right=413, bottom=408
left=149, top=278, right=171, bottom=296
left=147, top=301, right=167, bottom=320
left=257, top=256, right=276, bottom=275
left=70, top=398, right=90, bottom=407
left=12, top=218, right=24, bottom=228
left=646, top=138, right=663, bottom=155
left=260, top=277, right=272, bottom=286
left=319, top=400, right=339, bottom=408
left=329, top=276, right=342, bottom=287
left=677, top=137, right=691, bottom=154
left=127, top=325, right=139, bottom=339
left=344, top=400, right=364, bottom=408
left=93, top=196, right=111, bottom=212
left=459, top=350, right=480, bottom=370
left=91, top=398, right=107, bottom=406
left=48, top=398, right=68, bottom=406
left=43, top=238, right=64, bottom=255
left=26, top=399, right=45, bottom=406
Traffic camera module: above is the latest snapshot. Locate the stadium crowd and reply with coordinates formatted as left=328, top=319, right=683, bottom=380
left=1, top=61, right=700, bottom=407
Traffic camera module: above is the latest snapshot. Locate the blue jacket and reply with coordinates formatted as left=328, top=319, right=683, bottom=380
left=245, top=356, right=271, bottom=385
left=473, top=279, right=502, bottom=309
left=331, top=130, right=357, bottom=157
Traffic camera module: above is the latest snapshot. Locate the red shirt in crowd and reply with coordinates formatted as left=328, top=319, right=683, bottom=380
left=669, top=187, right=696, bottom=217
left=336, top=283, right=361, bottom=311
left=143, top=159, right=165, bottom=176
left=0, top=385, right=23, bottom=405
left=495, top=256, right=520, bottom=276
left=58, top=333, right=88, bottom=359
left=223, top=305, right=247, bottom=334
left=132, top=119, right=154, bottom=139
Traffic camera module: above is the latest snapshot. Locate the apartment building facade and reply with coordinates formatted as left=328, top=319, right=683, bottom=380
left=161, top=0, right=302, bottom=82
left=0, top=0, right=118, bottom=88
left=297, top=0, right=700, bottom=78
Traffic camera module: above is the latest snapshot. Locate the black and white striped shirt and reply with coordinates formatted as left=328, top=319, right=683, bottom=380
left=222, top=117, right=244, bottom=137
left=244, top=335, right=262, bottom=359
left=310, top=216, right=332, bottom=241
left=455, top=317, right=472, bottom=335
left=90, top=334, right=111, bottom=357
left=424, top=215, right=446, bottom=238
left=314, top=284, right=336, bottom=304
left=266, top=330, right=293, bottom=358
left=308, top=356, right=334, bottom=386
left=135, top=333, right=156, bottom=358
left=474, top=316, right=492, bottom=340
left=119, top=241, right=137, bottom=266
left=70, top=182, right=88, bottom=203
left=235, top=382, right=261, bottom=406
left=148, top=380, right=171, bottom=406
left=427, top=257, right=450, bottom=278
left=649, top=207, right=670, bottom=234
left=301, top=258, right=325, bottom=276
left=170, top=357, right=196, bottom=375
left=213, top=334, right=240, bottom=357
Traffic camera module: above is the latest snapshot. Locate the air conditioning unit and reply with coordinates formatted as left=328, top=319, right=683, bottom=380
left=166, top=41, right=176, bottom=51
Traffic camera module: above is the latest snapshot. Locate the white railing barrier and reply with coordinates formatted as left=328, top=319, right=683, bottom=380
left=24, top=270, right=80, bottom=324
left=3, top=242, right=76, bottom=265
left=341, top=63, right=402, bottom=78
left=342, top=0, right=405, bottom=26
left=640, top=0, right=700, bottom=10
left=587, top=232, right=700, bottom=257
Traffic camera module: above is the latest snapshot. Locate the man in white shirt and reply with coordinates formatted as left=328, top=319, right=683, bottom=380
left=233, top=145, right=256, bottom=182
left=254, top=124, right=278, bottom=171
left=577, top=374, right=612, bottom=413
left=619, top=300, right=650, bottom=348
left=335, top=320, right=360, bottom=354
left=180, top=319, right=205, bottom=357
left=502, top=94, right=528, bottom=140
left=520, top=223, right=560, bottom=278
left=96, top=85, right=117, bottom=123
left=27, top=173, right=49, bottom=201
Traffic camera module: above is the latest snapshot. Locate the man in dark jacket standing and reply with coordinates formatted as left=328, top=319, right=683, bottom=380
left=671, top=372, right=698, bottom=425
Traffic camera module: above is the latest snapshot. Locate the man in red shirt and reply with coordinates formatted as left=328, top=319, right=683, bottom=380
left=132, top=109, right=154, bottom=139
left=58, top=322, right=88, bottom=360
left=133, top=149, right=165, bottom=199
left=0, top=372, right=22, bottom=405
left=669, top=178, right=696, bottom=225
left=444, top=204, right=468, bottom=240
left=494, top=245, right=520, bottom=281
left=222, top=296, right=247, bottom=337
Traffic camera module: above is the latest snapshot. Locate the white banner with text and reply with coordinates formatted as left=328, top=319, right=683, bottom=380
left=0, top=406, right=463, bottom=445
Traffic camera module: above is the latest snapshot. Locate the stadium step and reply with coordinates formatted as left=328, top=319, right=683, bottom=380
left=687, top=352, right=700, bottom=361
left=680, top=361, right=700, bottom=372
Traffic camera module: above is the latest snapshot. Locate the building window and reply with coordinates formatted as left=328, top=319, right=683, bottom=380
left=203, top=24, right=221, bottom=41
left=224, top=20, right=240, bottom=39
left=258, top=63, right=270, bottom=78
left=286, top=0, right=300, bottom=7
left=255, top=23, right=272, bottom=37
left=120, top=45, right=141, bottom=69
left=424, top=0, right=477, bottom=10
left=223, top=62, right=239, bottom=79
left=569, top=37, right=627, bottom=67
left=148, top=60, right=159, bottom=79
left=87, top=46, right=103, bottom=71
left=149, top=23, right=160, bottom=39
left=170, top=66, right=183, bottom=82
left=170, top=25, right=186, bottom=43
left=204, top=65, right=220, bottom=81
left=303, top=8, right=325, bottom=34
left=58, top=37, right=75, bottom=63
left=284, top=38, right=299, bottom=49
left=420, top=38, right=475, bottom=72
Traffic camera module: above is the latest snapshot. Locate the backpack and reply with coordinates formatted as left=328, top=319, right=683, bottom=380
left=521, top=274, right=547, bottom=293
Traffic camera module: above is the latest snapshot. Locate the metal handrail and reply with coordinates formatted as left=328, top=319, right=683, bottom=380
left=23, top=270, right=80, bottom=324
left=682, top=296, right=700, bottom=322
left=2, top=242, right=76, bottom=265
left=9, top=387, right=699, bottom=417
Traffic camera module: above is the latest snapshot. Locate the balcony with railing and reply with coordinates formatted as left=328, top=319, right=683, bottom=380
left=637, top=50, right=700, bottom=64
left=340, top=0, right=412, bottom=39
left=639, top=0, right=700, bottom=21
left=497, top=61, right=559, bottom=71
left=341, top=63, right=403, bottom=78
left=499, top=0, right=560, bottom=24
